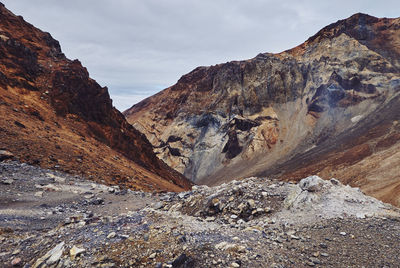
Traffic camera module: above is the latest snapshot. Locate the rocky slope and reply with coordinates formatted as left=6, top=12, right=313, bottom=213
left=124, top=13, right=400, bottom=205
left=1, top=161, right=399, bottom=267
left=0, top=3, right=191, bottom=192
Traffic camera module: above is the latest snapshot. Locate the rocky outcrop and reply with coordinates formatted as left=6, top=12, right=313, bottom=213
left=2, top=160, right=399, bottom=267
left=0, top=3, right=191, bottom=191
left=124, top=13, right=400, bottom=205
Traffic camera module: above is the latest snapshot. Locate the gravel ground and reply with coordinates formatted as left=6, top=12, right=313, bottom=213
left=1, top=161, right=400, bottom=267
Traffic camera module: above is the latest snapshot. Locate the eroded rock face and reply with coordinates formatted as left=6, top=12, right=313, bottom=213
left=124, top=13, right=400, bottom=204
left=0, top=4, right=191, bottom=191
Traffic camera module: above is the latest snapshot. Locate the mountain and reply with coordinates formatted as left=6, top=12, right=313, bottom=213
left=124, top=13, right=400, bottom=205
left=0, top=3, right=191, bottom=192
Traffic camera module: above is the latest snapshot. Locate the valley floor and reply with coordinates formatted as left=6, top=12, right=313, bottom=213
left=1, top=161, right=400, bottom=267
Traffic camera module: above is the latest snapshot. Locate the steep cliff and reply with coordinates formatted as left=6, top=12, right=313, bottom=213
left=0, top=3, right=191, bottom=191
left=125, top=13, right=400, bottom=204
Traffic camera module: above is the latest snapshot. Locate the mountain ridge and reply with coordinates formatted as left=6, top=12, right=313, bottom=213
left=124, top=13, right=400, bottom=205
left=0, top=3, right=191, bottom=191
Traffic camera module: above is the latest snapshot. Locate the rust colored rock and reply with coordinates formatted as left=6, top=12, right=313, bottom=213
left=0, top=4, right=191, bottom=192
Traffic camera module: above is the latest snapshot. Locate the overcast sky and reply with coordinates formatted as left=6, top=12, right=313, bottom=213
left=2, top=1, right=399, bottom=111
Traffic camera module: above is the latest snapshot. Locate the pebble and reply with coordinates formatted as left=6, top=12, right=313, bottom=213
left=306, top=261, right=315, bottom=266
left=11, top=257, right=21, bottom=266
left=247, top=199, right=255, bottom=208
left=70, top=245, right=86, bottom=259
left=153, top=202, right=164, bottom=209
left=206, top=216, right=215, bottom=222
left=310, top=257, right=321, bottom=264
left=34, top=191, right=44, bottom=197
left=319, top=243, right=328, bottom=248
left=143, top=234, right=149, bottom=241
left=107, top=232, right=116, bottom=239
left=340, top=232, right=347, bottom=236
left=291, top=235, right=300, bottom=240
left=231, top=262, right=240, bottom=267
left=2, top=179, right=14, bottom=185
left=178, top=192, right=188, bottom=199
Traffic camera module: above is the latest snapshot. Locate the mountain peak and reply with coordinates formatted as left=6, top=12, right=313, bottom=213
left=284, top=13, right=400, bottom=62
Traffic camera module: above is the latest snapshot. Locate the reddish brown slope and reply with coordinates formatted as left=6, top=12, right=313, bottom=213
left=0, top=3, right=191, bottom=191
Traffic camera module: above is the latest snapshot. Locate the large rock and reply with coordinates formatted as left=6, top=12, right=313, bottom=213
left=299, top=176, right=326, bottom=192
left=33, top=241, right=65, bottom=268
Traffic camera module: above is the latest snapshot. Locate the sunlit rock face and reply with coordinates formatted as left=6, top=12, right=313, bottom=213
left=125, top=13, right=400, bottom=206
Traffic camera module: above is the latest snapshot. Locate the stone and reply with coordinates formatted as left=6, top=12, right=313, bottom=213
left=171, top=253, right=194, bottom=268
left=70, top=246, right=86, bottom=259
left=107, top=232, right=116, bottom=239
left=46, top=173, right=66, bottom=183
left=90, top=198, right=104, bottom=205
left=169, top=203, right=182, bottom=212
left=247, top=199, right=255, bottom=208
left=309, top=257, right=321, bottom=264
left=153, top=202, right=164, bottom=209
left=215, top=242, right=245, bottom=252
left=319, top=243, right=328, bottom=249
left=231, top=262, right=240, bottom=267
left=299, top=176, right=325, bottom=192
left=178, top=192, right=188, bottom=199
left=143, top=234, right=149, bottom=241
left=192, top=185, right=199, bottom=191
left=2, top=179, right=14, bottom=185
left=33, top=241, right=65, bottom=268
left=0, top=150, right=14, bottom=161
left=264, top=207, right=272, bottom=213
left=340, top=232, right=347, bottom=236
left=291, top=235, right=300, bottom=240
left=12, top=249, right=21, bottom=255
left=312, top=252, right=320, bottom=257
left=330, top=178, right=340, bottom=185
left=11, top=257, right=21, bottom=266
left=84, top=194, right=95, bottom=199
left=34, top=191, right=44, bottom=197
left=149, top=253, right=156, bottom=259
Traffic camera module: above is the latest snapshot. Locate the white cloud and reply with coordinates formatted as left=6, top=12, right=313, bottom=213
left=111, top=94, right=150, bottom=112
left=1, top=0, right=399, bottom=112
